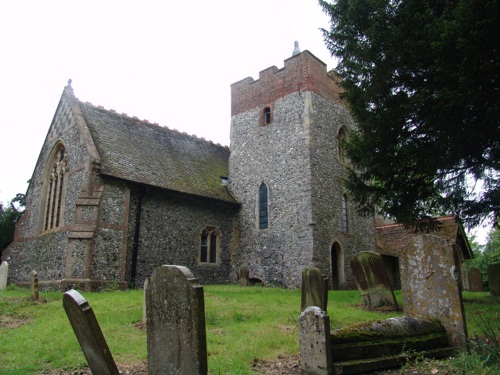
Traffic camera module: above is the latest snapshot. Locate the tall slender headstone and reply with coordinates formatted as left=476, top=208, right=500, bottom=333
left=63, top=289, right=119, bottom=375
left=301, top=268, right=328, bottom=312
left=487, top=263, right=500, bottom=297
left=299, top=306, right=333, bottom=375
left=350, top=252, right=398, bottom=309
left=31, top=270, right=39, bottom=300
left=401, top=234, right=467, bottom=349
left=146, top=265, right=208, bottom=375
left=0, top=261, right=8, bottom=291
left=467, top=267, right=484, bottom=292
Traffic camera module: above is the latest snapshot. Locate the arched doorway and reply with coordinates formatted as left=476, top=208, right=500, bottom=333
left=331, top=242, right=345, bottom=290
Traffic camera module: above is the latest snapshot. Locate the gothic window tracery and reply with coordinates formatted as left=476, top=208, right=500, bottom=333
left=43, top=144, right=67, bottom=231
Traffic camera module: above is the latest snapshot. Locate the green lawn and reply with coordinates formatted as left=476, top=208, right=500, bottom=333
left=0, top=285, right=498, bottom=374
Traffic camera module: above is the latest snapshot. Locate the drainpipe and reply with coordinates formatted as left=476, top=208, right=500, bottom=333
left=130, top=186, right=146, bottom=288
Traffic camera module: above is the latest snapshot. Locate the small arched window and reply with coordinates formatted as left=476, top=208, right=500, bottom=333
left=258, top=183, right=269, bottom=229
left=341, top=194, right=349, bottom=233
left=43, top=144, right=67, bottom=231
left=338, top=127, right=348, bottom=163
left=263, top=107, right=272, bottom=125
left=199, top=226, right=220, bottom=265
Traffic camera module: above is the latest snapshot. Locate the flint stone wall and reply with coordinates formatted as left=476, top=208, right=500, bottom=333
left=126, top=186, right=239, bottom=287
left=230, top=90, right=375, bottom=288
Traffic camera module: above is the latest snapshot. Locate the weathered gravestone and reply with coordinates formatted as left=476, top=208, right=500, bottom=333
left=299, top=306, right=333, bottom=375
left=146, top=265, right=208, bottom=375
left=301, top=267, right=328, bottom=312
left=350, top=252, right=398, bottom=309
left=467, top=267, right=484, bottom=292
left=63, top=289, right=119, bottom=375
left=0, top=261, right=8, bottom=291
left=31, top=270, right=39, bottom=300
left=401, top=234, right=467, bottom=349
left=487, top=263, right=500, bottom=297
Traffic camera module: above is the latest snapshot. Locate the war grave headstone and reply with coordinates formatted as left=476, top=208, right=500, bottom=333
left=301, top=267, right=328, bottom=312
left=487, top=263, right=500, bottom=297
left=401, top=234, right=467, bottom=349
left=467, top=267, right=484, bottom=292
left=146, top=265, right=208, bottom=375
left=350, top=251, right=398, bottom=309
left=0, top=261, right=8, bottom=291
left=63, top=289, right=119, bottom=375
left=299, top=306, right=333, bottom=375
left=31, top=270, right=39, bottom=300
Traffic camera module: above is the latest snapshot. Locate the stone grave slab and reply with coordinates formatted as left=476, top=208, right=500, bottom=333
left=63, top=289, right=119, bottom=375
left=401, top=234, right=467, bottom=349
left=301, top=267, right=328, bottom=312
left=467, top=267, right=484, bottom=292
left=488, top=263, right=500, bottom=297
left=146, top=265, right=207, bottom=375
left=0, top=261, right=8, bottom=290
left=350, top=252, right=398, bottom=309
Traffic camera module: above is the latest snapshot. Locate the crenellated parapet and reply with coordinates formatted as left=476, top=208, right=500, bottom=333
left=231, top=50, right=343, bottom=117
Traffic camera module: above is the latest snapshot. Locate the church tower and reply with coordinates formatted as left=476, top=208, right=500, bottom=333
left=229, top=46, right=376, bottom=288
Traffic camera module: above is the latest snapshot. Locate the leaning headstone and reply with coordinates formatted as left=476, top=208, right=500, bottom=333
left=401, top=234, right=467, bottom=349
left=146, top=265, right=208, bottom=375
left=0, top=261, right=8, bottom=291
left=31, top=270, right=39, bottom=300
left=301, top=268, right=328, bottom=312
left=63, top=289, right=119, bottom=375
left=238, top=263, right=250, bottom=286
left=142, top=277, right=149, bottom=325
left=299, top=306, right=333, bottom=375
left=467, top=267, right=484, bottom=292
left=487, top=263, right=500, bottom=297
left=350, top=252, right=398, bottom=309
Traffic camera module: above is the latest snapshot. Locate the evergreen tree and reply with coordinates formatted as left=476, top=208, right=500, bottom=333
left=319, top=0, right=499, bottom=229
left=0, top=194, right=25, bottom=258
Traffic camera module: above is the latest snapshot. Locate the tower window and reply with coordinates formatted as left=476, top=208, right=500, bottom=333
left=199, top=227, right=220, bottom=265
left=43, top=144, right=67, bottom=231
left=258, top=183, right=269, bottom=229
left=263, top=107, right=272, bottom=125
left=341, top=194, right=349, bottom=233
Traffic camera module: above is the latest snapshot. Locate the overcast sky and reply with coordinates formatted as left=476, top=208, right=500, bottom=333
left=0, top=1, right=489, bottom=242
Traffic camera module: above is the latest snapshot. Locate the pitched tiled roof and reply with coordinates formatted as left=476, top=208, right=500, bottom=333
left=78, top=101, right=237, bottom=204
left=375, top=216, right=472, bottom=259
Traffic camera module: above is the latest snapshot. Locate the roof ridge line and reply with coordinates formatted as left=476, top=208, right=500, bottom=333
left=77, top=98, right=228, bottom=149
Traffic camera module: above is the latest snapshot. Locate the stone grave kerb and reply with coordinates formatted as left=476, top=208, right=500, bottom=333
left=146, top=265, right=208, bottom=375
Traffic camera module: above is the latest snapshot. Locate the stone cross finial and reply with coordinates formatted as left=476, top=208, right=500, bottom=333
left=67, top=79, right=72, bottom=87
left=293, top=41, right=301, bottom=56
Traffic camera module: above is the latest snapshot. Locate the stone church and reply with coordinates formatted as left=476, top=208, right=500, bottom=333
left=4, top=49, right=472, bottom=291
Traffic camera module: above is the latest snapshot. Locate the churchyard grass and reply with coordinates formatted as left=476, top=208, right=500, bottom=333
left=0, top=285, right=498, bottom=374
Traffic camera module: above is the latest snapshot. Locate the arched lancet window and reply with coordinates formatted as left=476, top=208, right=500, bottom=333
left=338, top=127, right=348, bottom=163
left=331, top=242, right=345, bottom=290
left=258, top=183, right=269, bottom=229
left=199, top=227, right=220, bottom=265
left=341, top=194, right=349, bottom=233
left=43, top=144, right=67, bottom=231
